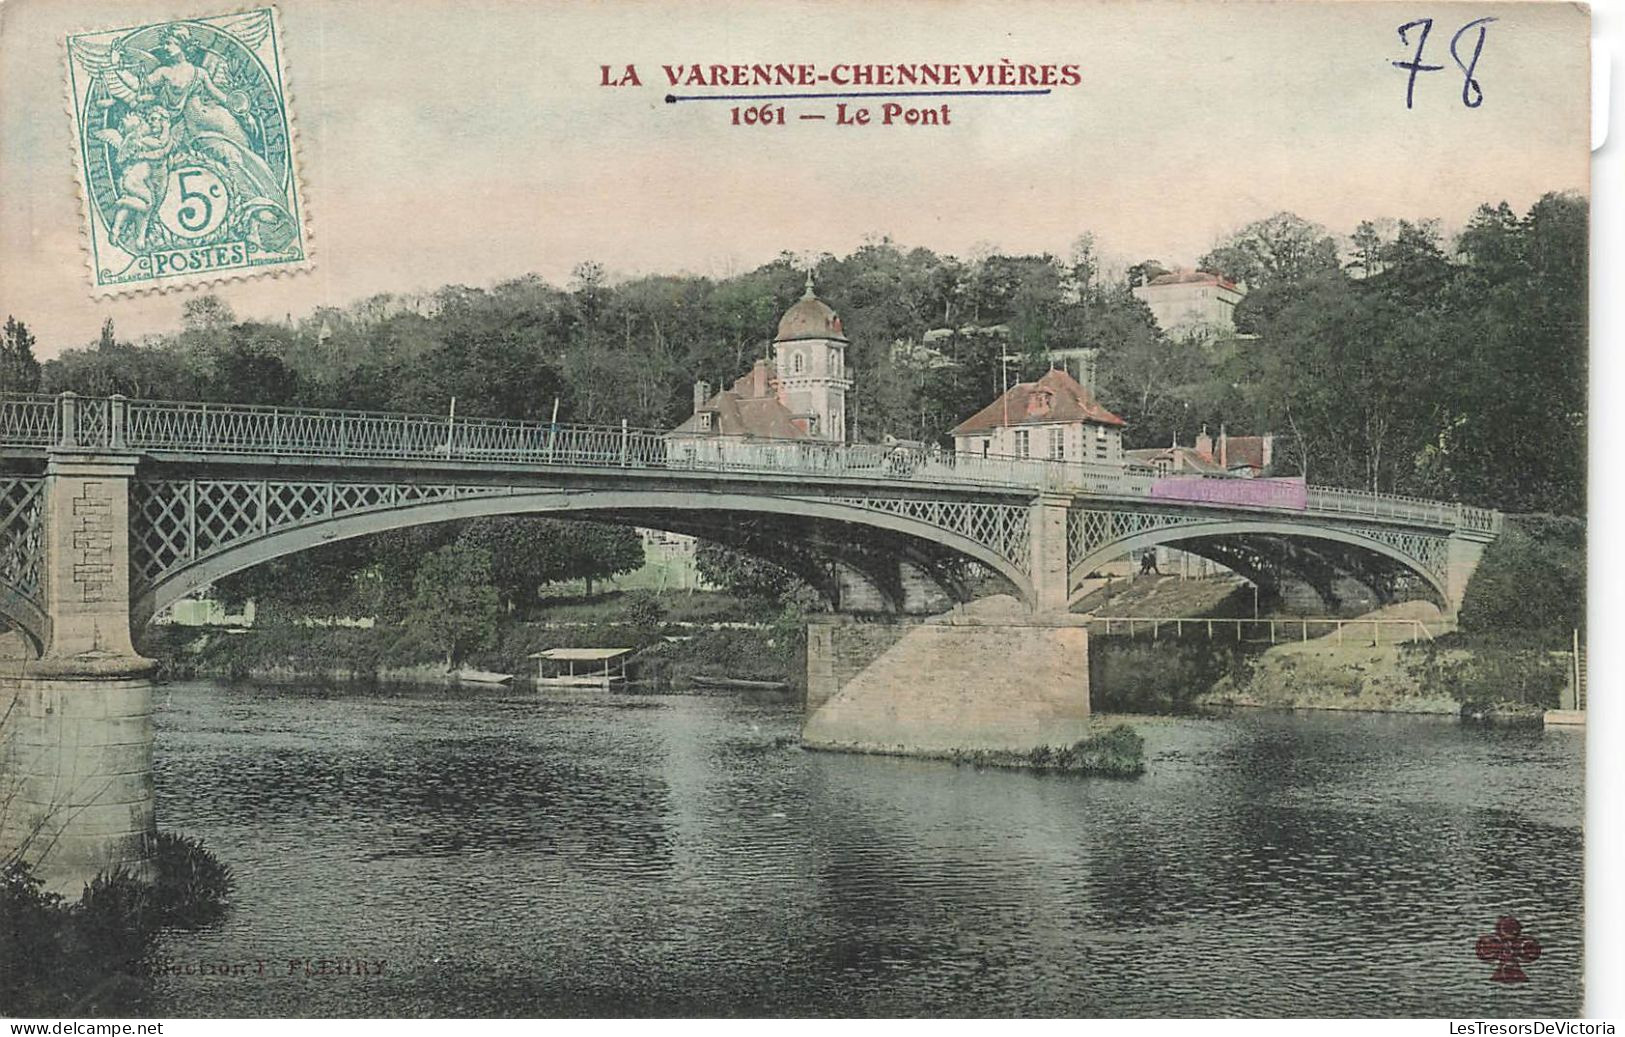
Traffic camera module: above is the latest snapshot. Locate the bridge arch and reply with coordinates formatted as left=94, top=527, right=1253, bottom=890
left=1067, top=518, right=1450, bottom=609
left=134, top=488, right=1036, bottom=626
left=0, top=584, right=46, bottom=657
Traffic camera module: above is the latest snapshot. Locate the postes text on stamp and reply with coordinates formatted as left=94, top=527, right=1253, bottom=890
left=66, top=8, right=308, bottom=294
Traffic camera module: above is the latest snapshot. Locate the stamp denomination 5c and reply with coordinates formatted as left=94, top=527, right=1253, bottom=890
left=66, top=8, right=308, bottom=294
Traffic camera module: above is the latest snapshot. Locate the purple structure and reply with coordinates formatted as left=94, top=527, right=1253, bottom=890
left=1149, top=476, right=1309, bottom=510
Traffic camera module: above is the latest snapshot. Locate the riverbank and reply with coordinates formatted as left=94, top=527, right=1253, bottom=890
left=1090, top=633, right=1570, bottom=718
left=143, top=610, right=805, bottom=693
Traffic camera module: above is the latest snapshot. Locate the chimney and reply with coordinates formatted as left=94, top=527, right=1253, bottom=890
left=692, top=380, right=710, bottom=414
left=1262, top=432, right=1274, bottom=469
left=1195, top=424, right=1213, bottom=461
left=751, top=359, right=770, bottom=397
left=1218, top=424, right=1228, bottom=469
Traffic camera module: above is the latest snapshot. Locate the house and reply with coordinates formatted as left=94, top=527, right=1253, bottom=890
left=670, top=274, right=851, bottom=445
left=950, top=368, right=1126, bottom=464
left=1125, top=426, right=1275, bottom=478
left=669, top=359, right=808, bottom=443
left=1132, top=269, right=1245, bottom=337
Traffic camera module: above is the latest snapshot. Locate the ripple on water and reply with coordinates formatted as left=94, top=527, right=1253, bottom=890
left=139, top=684, right=1583, bottom=1017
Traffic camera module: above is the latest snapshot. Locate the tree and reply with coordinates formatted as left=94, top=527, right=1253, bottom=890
left=695, top=540, right=807, bottom=602
left=0, top=317, right=41, bottom=393
left=1201, top=212, right=1340, bottom=291
left=455, top=517, right=646, bottom=605
left=405, top=542, right=501, bottom=668
left=181, top=295, right=236, bottom=334
left=1125, top=260, right=1168, bottom=289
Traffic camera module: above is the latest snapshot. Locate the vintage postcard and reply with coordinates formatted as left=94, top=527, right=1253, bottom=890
left=0, top=0, right=1601, bottom=1023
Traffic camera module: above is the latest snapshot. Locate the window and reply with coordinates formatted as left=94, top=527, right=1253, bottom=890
left=980, top=438, right=990, bottom=458
left=1015, top=429, right=1030, bottom=458
left=831, top=350, right=842, bottom=376
left=1048, top=427, right=1064, bottom=460
left=1093, top=424, right=1108, bottom=459
left=698, top=412, right=712, bottom=432
left=791, top=351, right=805, bottom=375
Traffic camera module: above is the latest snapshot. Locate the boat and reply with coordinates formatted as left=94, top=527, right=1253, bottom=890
left=451, top=667, right=514, bottom=685
left=688, top=675, right=791, bottom=691
left=529, top=647, right=634, bottom=689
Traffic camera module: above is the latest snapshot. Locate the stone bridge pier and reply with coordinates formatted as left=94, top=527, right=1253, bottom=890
left=1, top=448, right=157, bottom=895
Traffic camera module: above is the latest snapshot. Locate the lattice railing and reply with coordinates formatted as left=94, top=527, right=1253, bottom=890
left=1332, top=524, right=1449, bottom=581
left=1068, top=508, right=1204, bottom=571
left=824, top=496, right=1031, bottom=574
left=129, top=478, right=518, bottom=590
left=0, top=476, right=44, bottom=602
left=0, top=397, right=58, bottom=447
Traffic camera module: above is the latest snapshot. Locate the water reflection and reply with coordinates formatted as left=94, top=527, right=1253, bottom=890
left=144, top=683, right=1582, bottom=1017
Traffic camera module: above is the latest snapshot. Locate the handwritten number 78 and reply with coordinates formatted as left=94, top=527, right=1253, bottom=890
left=1393, top=16, right=1496, bottom=109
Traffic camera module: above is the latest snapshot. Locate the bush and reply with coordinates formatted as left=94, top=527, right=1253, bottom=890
left=953, top=724, right=1146, bottom=777
left=1458, top=513, right=1585, bottom=649
left=1402, top=638, right=1568, bottom=709
left=622, top=590, right=668, bottom=632
left=150, top=832, right=233, bottom=928
left=0, top=834, right=233, bottom=1016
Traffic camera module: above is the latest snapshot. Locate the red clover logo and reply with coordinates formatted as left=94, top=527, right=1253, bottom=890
left=1475, top=916, right=1541, bottom=983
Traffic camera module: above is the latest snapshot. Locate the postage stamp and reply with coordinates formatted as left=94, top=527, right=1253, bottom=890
left=64, top=8, right=308, bottom=294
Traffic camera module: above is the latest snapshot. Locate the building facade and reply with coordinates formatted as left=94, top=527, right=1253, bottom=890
left=1132, top=270, right=1245, bottom=337
left=950, top=368, right=1127, bottom=464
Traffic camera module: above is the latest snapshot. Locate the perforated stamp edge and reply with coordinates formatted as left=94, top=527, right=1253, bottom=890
left=62, top=5, right=314, bottom=298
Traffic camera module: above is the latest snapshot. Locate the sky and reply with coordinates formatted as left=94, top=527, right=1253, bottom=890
left=0, top=0, right=1591, bottom=357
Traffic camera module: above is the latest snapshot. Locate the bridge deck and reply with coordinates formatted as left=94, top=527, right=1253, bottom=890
left=0, top=392, right=1499, bottom=534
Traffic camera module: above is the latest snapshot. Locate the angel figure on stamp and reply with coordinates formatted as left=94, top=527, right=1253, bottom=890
left=94, top=106, right=178, bottom=251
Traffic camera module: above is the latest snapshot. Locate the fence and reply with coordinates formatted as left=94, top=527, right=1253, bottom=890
left=0, top=391, right=1497, bottom=531
left=1084, top=615, right=1442, bottom=644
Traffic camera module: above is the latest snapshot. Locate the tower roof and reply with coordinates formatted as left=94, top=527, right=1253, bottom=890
left=775, top=274, right=848, bottom=344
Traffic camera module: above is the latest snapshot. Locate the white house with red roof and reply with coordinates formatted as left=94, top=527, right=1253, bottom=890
left=950, top=368, right=1127, bottom=464
left=1132, top=269, right=1245, bottom=337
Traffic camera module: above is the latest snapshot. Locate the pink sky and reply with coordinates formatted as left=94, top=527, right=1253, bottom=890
left=0, top=0, right=1589, bottom=357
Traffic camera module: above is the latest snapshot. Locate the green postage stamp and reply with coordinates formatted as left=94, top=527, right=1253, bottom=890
left=66, top=8, right=308, bottom=294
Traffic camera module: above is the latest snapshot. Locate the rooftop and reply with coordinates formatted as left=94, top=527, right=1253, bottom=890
left=1141, top=269, right=1242, bottom=292
left=950, top=368, right=1126, bottom=435
left=776, top=274, right=849, bottom=344
left=670, top=360, right=810, bottom=440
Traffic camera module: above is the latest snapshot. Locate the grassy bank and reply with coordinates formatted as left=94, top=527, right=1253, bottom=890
left=1090, top=631, right=1570, bottom=717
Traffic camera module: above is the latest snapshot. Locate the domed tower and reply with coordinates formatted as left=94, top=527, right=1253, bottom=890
left=772, top=273, right=853, bottom=441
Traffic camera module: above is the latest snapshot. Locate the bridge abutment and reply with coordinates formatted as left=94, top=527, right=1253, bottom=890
left=0, top=449, right=157, bottom=894
left=803, top=601, right=1091, bottom=755
left=1444, top=533, right=1492, bottom=623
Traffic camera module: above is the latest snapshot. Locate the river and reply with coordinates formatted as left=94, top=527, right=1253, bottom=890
left=138, top=680, right=1582, bottom=1017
